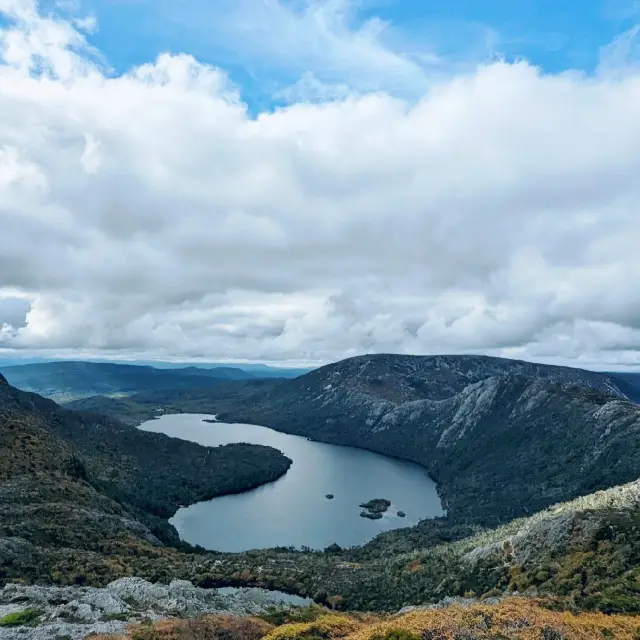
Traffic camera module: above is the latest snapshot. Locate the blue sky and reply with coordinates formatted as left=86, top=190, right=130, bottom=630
left=35, top=0, right=640, bottom=110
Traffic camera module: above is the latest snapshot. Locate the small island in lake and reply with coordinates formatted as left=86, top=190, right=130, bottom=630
left=359, top=498, right=391, bottom=519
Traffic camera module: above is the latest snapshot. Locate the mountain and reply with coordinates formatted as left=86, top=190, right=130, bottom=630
left=168, top=366, right=255, bottom=380
left=208, top=355, right=640, bottom=525
left=62, top=378, right=277, bottom=425
left=226, top=363, right=315, bottom=378
left=0, top=373, right=291, bottom=585
left=78, top=354, right=640, bottom=527
left=116, top=360, right=313, bottom=378
left=607, top=372, right=640, bottom=403
left=0, top=361, right=257, bottom=402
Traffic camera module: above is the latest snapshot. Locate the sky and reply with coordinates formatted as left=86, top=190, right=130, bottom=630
left=1, top=0, right=640, bottom=369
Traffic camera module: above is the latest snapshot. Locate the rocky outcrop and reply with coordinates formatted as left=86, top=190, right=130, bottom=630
left=359, top=499, right=391, bottom=519
left=0, top=578, right=308, bottom=640
left=460, top=478, right=640, bottom=568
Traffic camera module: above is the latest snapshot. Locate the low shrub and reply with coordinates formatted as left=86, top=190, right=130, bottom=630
left=0, top=608, right=42, bottom=627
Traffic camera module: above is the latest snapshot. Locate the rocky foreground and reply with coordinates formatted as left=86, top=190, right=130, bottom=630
left=3, top=586, right=640, bottom=640
left=0, top=578, right=308, bottom=640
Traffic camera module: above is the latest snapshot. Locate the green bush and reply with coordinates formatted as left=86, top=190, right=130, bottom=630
left=0, top=609, right=42, bottom=627
left=371, top=629, right=422, bottom=640
left=258, top=606, right=324, bottom=626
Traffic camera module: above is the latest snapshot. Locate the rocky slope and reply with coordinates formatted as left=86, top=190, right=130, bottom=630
left=6, top=585, right=640, bottom=640
left=0, top=579, right=308, bottom=640
left=608, top=371, right=640, bottom=403
left=126, top=355, right=640, bottom=525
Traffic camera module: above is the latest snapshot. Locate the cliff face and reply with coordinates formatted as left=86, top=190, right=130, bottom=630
left=205, top=355, right=640, bottom=524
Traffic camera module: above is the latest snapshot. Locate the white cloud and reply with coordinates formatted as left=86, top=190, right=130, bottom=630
left=73, top=15, right=97, bottom=34
left=141, top=0, right=451, bottom=99
left=80, top=133, right=102, bottom=173
left=599, top=24, right=640, bottom=73
left=1, top=2, right=640, bottom=367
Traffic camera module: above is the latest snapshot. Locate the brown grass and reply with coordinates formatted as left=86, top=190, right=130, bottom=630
left=350, top=598, right=640, bottom=640
left=90, top=614, right=274, bottom=640
left=86, top=599, right=640, bottom=640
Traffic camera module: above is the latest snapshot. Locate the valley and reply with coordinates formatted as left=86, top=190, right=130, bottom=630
left=2, top=354, right=640, bottom=638
left=66, top=355, right=640, bottom=525
left=0, top=372, right=292, bottom=583
left=0, top=361, right=303, bottom=403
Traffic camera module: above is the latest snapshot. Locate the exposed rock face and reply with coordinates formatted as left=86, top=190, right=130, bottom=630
left=461, top=478, right=640, bottom=569
left=0, top=579, right=306, bottom=640
left=188, top=356, right=640, bottom=525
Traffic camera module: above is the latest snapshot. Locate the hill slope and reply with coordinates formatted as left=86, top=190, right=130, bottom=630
left=0, top=361, right=256, bottom=402
left=0, top=373, right=292, bottom=584
left=212, top=356, right=640, bottom=524
left=607, top=371, right=640, bottom=403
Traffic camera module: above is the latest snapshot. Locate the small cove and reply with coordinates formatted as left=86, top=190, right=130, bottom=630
left=139, top=414, right=443, bottom=552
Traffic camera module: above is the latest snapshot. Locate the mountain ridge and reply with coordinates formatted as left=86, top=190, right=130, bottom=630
left=3, top=355, right=640, bottom=615
left=0, top=361, right=258, bottom=402
left=212, top=368, right=640, bottom=524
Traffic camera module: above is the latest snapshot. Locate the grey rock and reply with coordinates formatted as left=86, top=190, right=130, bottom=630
left=0, top=578, right=307, bottom=640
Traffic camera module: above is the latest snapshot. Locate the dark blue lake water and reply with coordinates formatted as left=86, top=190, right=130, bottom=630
left=139, top=414, right=442, bottom=552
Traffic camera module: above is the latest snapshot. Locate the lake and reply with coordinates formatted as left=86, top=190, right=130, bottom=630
left=139, top=414, right=443, bottom=552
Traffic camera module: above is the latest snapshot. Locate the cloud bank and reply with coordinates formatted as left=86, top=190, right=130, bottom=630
left=2, top=0, right=640, bottom=367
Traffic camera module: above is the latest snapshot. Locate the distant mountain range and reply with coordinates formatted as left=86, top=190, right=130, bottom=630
left=136, top=361, right=314, bottom=378
left=0, top=361, right=309, bottom=402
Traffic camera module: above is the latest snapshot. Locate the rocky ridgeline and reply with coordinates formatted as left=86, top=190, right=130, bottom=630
left=0, top=578, right=307, bottom=640
left=208, top=360, right=640, bottom=525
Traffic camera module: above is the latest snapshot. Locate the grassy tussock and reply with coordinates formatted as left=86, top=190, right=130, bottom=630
left=85, top=599, right=640, bottom=640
